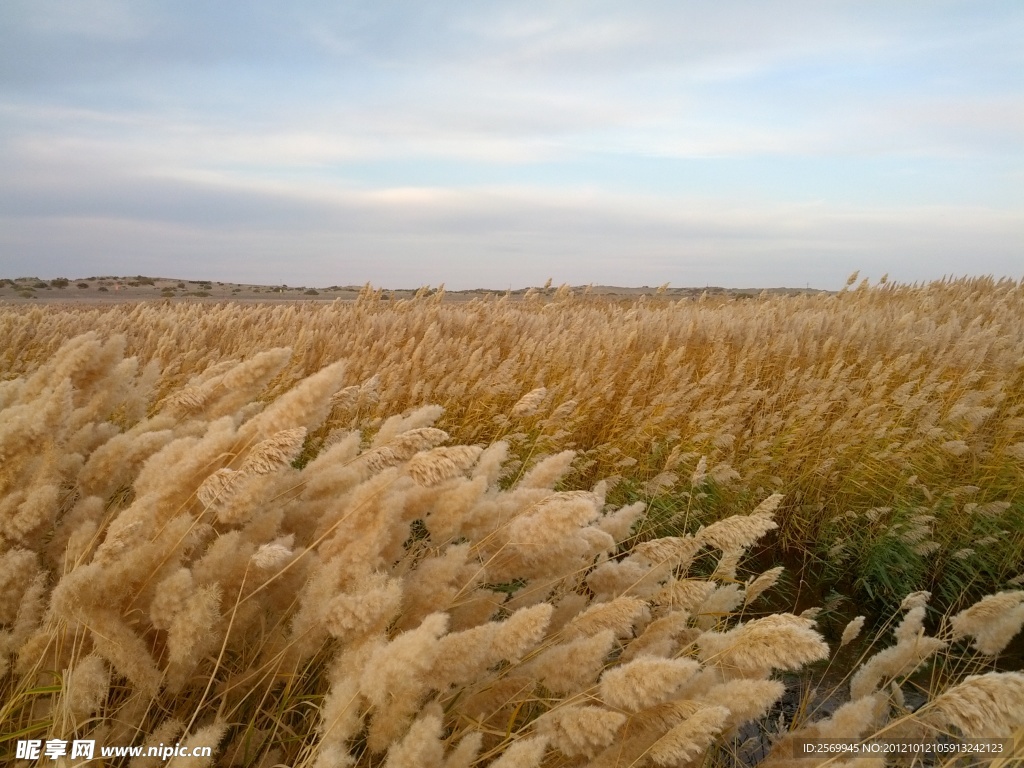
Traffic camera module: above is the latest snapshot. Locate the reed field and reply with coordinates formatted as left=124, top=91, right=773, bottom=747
left=2, top=275, right=1023, bottom=767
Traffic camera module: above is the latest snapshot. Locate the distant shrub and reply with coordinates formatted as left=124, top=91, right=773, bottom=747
left=97, top=286, right=108, bottom=292
left=304, top=289, right=320, bottom=295
left=77, top=282, right=89, bottom=289
left=51, top=278, right=70, bottom=288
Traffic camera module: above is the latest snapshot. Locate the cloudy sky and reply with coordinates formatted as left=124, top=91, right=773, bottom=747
left=2, top=1, right=1022, bottom=289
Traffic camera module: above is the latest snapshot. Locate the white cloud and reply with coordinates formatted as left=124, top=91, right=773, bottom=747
left=1, top=2, right=1022, bottom=287
left=3, top=158, right=1020, bottom=289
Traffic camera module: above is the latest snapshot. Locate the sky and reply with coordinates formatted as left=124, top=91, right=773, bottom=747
left=1, top=1, right=1022, bottom=290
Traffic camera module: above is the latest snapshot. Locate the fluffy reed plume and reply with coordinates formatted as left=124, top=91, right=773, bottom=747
left=406, top=445, right=483, bottom=486
left=488, top=735, right=549, bottom=768
left=597, top=500, right=646, bottom=542
left=510, top=387, right=548, bottom=418
left=487, top=602, right=554, bottom=660
left=359, top=427, right=450, bottom=473
left=484, top=490, right=610, bottom=582
left=840, top=615, right=866, bottom=647
left=761, top=694, right=890, bottom=768
left=751, top=493, right=785, bottom=517
left=445, top=732, right=484, bottom=768
left=621, top=610, right=695, bottom=661
left=633, top=535, right=702, bottom=569
left=654, top=578, right=718, bottom=613
left=696, top=584, right=746, bottom=629
left=562, top=595, right=650, bottom=640
left=60, top=653, right=109, bottom=721
left=949, top=590, right=1024, bottom=655
left=238, top=359, right=346, bottom=441
left=396, top=543, right=483, bottom=630
left=429, top=603, right=552, bottom=687
left=745, top=566, right=785, bottom=605
left=383, top=708, right=444, bottom=768
left=586, top=701, right=699, bottom=768
left=162, top=386, right=208, bottom=416
left=0, top=548, right=38, bottom=624
left=166, top=585, right=222, bottom=686
left=314, top=649, right=367, bottom=768
left=166, top=722, right=227, bottom=768
left=537, top=705, right=627, bottom=758
left=712, top=548, right=744, bottom=582
left=1, top=573, right=47, bottom=678
left=923, top=672, right=1024, bottom=737
left=360, top=613, right=449, bottom=751
left=849, top=601, right=947, bottom=700
left=587, top=558, right=664, bottom=601
left=4, top=483, right=59, bottom=546
left=422, top=475, right=489, bottom=543
left=196, top=467, right=243, bottom=509
left=371, top=405, right=446, bottom=447
left=699, top=678, right=786, bottom=727
left=150, top=568, right=195, bottom=630
left=324, top=573, right=404, bottom=641
left=900, top=590, right=931, bottom=611
left=130, top=719, right=186, bottom=768
left=598, top=657, right=700, bottom=711
left=77, top=426, right=176, bottom=499
left=515, top=450, right=578, bottom=490
left=522, top=629, right=617, bottom=694
left=814, top=693, right=889, bottom=740
left=697, top=507, right=779, bottom=552
left=251, top=539, right=294, bottom=570
left=242, top=427, right=307, bottom=474
left=690, top=456, right=708, bottom=486
left=647, top=704, right=730, bottom=766
left=698, top=613, right=829, bottom=676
